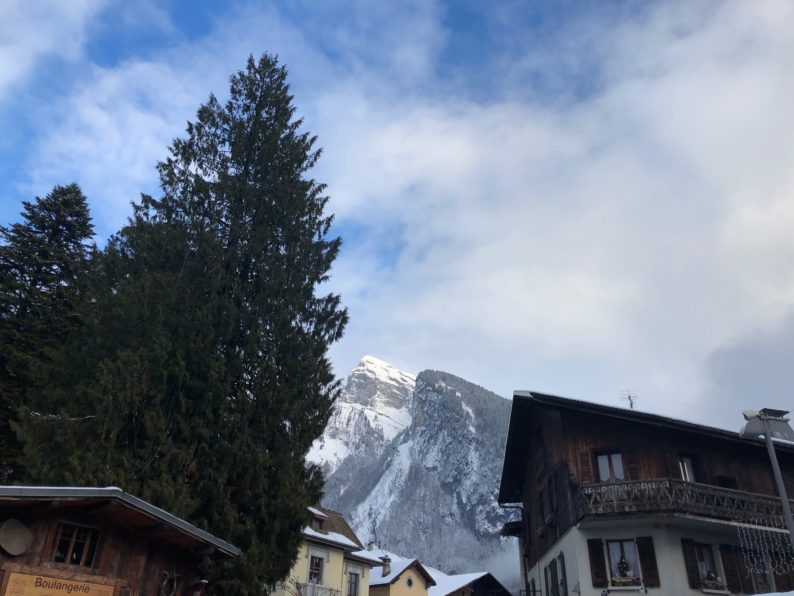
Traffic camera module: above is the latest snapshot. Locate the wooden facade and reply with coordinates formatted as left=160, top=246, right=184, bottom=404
left=499, top=392, right=794, bottom=571
left=0, top=487, right=239, bottom=596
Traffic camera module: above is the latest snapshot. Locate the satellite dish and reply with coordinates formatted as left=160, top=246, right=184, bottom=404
left=0, top=518, right=34, bottom=556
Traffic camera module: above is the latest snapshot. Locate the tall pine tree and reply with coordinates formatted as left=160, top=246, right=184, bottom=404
left=20, top=55, right=347, bottom=594
left=0, top=184, right=94, bottom=481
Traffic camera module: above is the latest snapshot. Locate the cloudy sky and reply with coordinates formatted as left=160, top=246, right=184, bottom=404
left=2, top=0, right=793, bottom=430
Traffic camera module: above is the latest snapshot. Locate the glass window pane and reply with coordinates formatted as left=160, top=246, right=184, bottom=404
left=597, top=455, right=611, bottom=482
left=695, top=543, right=717, bottom=579
left=607, top=541, right=622, bottom=575
left=611, top=454, right=624, bottom=481
left=54, top=525, right=73, bottom=563
left=84, top=530, right=99, bottom=567
left=684, top=458, right=695, bottom=481
left=622, top=540, right=639, bottom=576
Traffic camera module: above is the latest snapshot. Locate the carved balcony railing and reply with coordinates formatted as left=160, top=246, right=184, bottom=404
left=575, top=478, right=794, bottom=527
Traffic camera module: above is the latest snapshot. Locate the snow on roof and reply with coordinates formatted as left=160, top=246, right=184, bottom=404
left=426, top=569, right=487, bottom=596
left=349, top=550, right=384, bottom=564
left=303, top=526, right=359, bottom=549
left=370, top=558, right=417, bottom=586
left=308, top=506, right=329, bottom=519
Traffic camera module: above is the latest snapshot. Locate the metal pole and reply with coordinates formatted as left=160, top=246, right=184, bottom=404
left=762, top=417, right=794, bottom=547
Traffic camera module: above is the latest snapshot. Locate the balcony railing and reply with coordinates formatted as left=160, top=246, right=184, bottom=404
left=297, top=583, right=342, bottom=596
left=575, top=478, right=794, bottom=527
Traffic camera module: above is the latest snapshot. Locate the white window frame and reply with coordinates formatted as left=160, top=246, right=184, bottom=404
left=307, top=546, right=329, bottom=585
left=604, top=538, right=643, bottom=587
left=346, top=563, right=363, bottom=596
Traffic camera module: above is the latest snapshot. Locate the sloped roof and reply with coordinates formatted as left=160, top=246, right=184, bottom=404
left=0, top=486, right=239, bottom=558
left=498, top=390, right=794, bottom=503
left=426, top=567, right=510, bottom=596
left=427, top=570, right=486, bottom=596
left=304, top=505, right=367, bottom=552
left=370, top=558, right=437, bottom=587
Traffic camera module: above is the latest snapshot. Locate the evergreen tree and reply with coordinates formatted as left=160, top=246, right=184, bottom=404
left=20, top=56, right=347, bottom=594
left=0, top=184, right=94, bottom=481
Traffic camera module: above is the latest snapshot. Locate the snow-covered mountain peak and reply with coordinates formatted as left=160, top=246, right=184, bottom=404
left=307, top=356, right=415, bottom=476
left=346, top=356, right=415, bottom=412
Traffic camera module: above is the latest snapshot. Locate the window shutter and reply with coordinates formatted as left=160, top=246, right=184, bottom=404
left=544, top=566, right=549, bottom=596
left=719, top=544, right=743, bottom=593
left=636, top=536, right=660, bottom=588
left=681, top=539, right=702, bottom=589
left=579, top=451, right=594, bottom=484
left=624, top=449, right=640, bottom=480
left=558, top=553, right=568, bottom=596
left=587, top=538, right=608, bottom=588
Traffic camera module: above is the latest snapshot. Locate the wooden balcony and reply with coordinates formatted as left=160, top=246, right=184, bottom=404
left=575, top=478, right=793, bottom=527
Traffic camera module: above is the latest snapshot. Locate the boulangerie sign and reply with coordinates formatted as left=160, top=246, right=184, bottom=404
left=3, top=572, right=113, bottom=596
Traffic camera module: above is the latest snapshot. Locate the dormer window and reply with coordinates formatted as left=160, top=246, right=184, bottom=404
left=311, top=517, right=324, bottom=531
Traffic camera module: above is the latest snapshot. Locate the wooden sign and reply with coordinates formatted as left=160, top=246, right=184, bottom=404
left=3, top=572, right=113, bottom=596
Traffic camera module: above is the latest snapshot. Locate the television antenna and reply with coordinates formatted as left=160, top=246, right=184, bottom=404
left=622, top=390, right=638, bottom=410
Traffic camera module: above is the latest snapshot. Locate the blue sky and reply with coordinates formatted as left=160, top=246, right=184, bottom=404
left=3, top=0, right=794, bottom=430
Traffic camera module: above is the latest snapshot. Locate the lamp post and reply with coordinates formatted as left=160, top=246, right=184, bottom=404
left=740, top=408, right=794, bottom=546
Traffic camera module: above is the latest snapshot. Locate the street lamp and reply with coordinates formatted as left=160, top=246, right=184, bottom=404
left=740, top=408, right=794, bottom=546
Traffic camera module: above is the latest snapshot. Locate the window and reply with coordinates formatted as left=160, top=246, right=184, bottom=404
left=715, top=475, right=738, bottom=489
left=606, top=539, right=641, bottom=586
left=596, top=453, right=624, bottom=483
left=679, top=455, right=696, bottom=482
left=347, top=571, right=360, bottom=596
left=557, top=553, right=568, bottom=596
left=695, top=543, right=726, bottom=590
left=311, top=517, right=324, bottom=531
left=529, top=578, right=537, bottom=596
left=406, top=577, right=413, bottom=588
left=748, top=552, right=773, bottom=592
left=309, top=556, right=324, bottom=584
left=548, top=559, right=559, bottom=596
left=543, top=567, right=549, bottom=596
left=53, top=523, right=99, bottom=567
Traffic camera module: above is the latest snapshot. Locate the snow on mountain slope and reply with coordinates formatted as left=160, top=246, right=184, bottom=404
left=318, top=362, right=516, bottom=583
left=307, top=355, right=415, bottom=476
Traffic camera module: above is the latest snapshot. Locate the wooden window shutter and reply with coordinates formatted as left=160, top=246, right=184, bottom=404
left=557, top=553, right=568, bottom=596
left=681, top=539, right=702, bottom=589
left=718, top=544, right=744, bottom=593
left=578, top=451, right=594, bottom=484
left=623, top=449, right=640, bottom=480
left=544, top=566, right=549, bottom=596
left=587, top=538, right=608, bottom=588
left=636, top=537, right=660, bottom=588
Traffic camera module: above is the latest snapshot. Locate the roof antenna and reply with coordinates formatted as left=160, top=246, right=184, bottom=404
left=622, top=390, right=638, bottom=410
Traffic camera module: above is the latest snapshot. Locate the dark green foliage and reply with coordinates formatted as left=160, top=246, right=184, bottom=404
left=0, top=184, right=94, bottom=481
left=17, top=55, right=346, bottom=594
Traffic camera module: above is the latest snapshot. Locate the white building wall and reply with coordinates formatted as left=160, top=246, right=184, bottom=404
left=527, top=518, right=769, bottom=596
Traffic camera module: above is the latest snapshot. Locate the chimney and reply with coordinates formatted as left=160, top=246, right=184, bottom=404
left=367, top=542, right=375, bottom=551
left=380, top=555, right=391, bottom=576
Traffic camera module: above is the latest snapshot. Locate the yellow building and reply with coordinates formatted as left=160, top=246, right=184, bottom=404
left=369, top=555, right=437, bottom=596
left=274, top=506, right=379, bottom=596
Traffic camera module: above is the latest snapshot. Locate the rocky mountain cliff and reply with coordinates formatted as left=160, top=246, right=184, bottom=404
left=308, top=357, right=516, bottom=581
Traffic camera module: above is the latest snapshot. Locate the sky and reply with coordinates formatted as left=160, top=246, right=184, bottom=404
left=2, top=0, right=794, bottom=431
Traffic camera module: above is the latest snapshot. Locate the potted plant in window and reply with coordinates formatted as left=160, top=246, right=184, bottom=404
left=702, top=571, right=726, bottom=591
left=611, top=558, right=641, bottom=587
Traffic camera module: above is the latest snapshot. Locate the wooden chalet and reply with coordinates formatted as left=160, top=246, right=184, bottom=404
left=499, top=391, right=794, bottom=595
left=0, top=486, right=239, bottom=596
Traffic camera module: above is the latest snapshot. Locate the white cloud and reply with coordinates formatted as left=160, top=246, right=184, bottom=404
left=0, top=0, right=105, bottom=101
left=14, top=0, right=794, bottom=424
